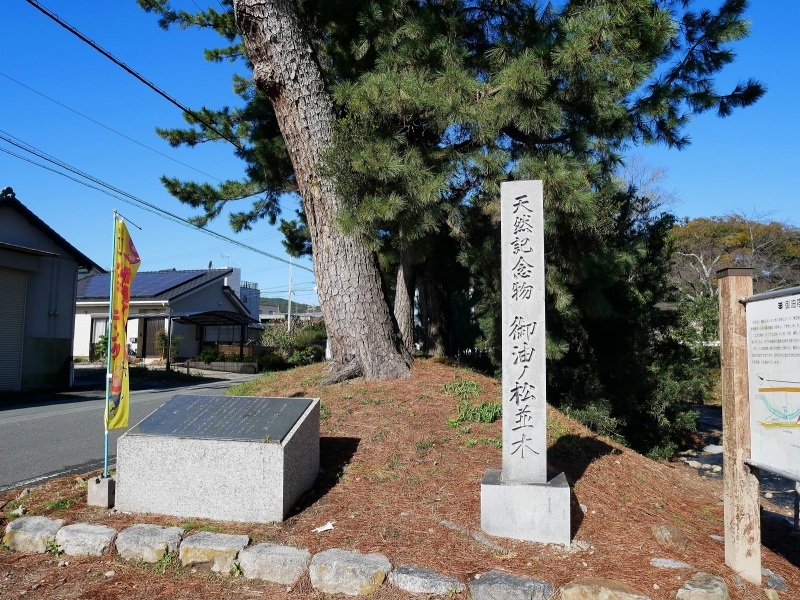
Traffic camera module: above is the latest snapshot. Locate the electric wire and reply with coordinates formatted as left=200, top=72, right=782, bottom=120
left=0, top=70, right=224, bottom=182
left=21, top=1, right=299, bottom=224
left=24, top=0, right=245, bottom=152
left=0, top=132, right=314, bottom=273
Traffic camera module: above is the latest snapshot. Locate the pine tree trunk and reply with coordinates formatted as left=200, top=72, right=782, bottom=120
left=234, top=0, right=410, bottom=381
left=419, top=265, right=448, bottom=357
left=393, top=248, right=415, bottom=354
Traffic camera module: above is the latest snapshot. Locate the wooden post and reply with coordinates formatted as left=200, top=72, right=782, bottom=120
left=717, top=267, right=760, bottom=584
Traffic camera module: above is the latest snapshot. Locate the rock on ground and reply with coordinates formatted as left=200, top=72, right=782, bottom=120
left=761, top=568, right=787, bottom=591
left=115, top=524, right=183, bottom=563
left=469, top=570, right=553, bottom=600
left=649, top=558, right=694, bottom=569
left=389, top=564, right=465, bottom=595
left=652, top=523, right=688, bottom=549
left=676, top=572, right=730, bottom=600
left=309, top=548, right=392, bottom=596
left=559, top=577, right=652, bottom=600
left=2, top=517, right=65, bottom=553
left=179, top=532, right=249, bottom=573
left=238, top=543, right=311, bottom=585
left=55, top=523, right=117, bottom=557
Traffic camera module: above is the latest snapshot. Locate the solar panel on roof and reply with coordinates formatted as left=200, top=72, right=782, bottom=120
left=77, top=271, right=204, bottom=298
left=132, top=271, right=201, bottom=296
left=78, top=274, right=112, bottom=297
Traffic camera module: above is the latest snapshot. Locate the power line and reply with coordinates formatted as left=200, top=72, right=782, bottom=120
left=0, top=132, right=314, bottom=273
left=24, top=0, right=245, bottom=152
left=0, top=70, right=223, bottom=182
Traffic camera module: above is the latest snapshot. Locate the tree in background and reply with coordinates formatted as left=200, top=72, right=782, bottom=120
left=666, top=214, right=800, bottom=411
left=671, top=213, right=800, bottom=298
left=139, top=0, right=763, bottom=455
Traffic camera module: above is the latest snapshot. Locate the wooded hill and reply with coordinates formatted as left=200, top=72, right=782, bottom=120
left=259, top=297, right=320, bottom=315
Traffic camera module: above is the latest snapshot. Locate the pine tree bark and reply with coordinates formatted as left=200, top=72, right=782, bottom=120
left=418, top=265, right=448, bottom=357
left=393, top=247, right=415, bottom=354
left=233, top=0, right=410, bottom=380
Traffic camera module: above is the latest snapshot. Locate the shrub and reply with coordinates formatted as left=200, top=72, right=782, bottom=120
left=95, top=333, right=108, bottom=361
left=199, top=346, right=225, bottom=364
left=288, top=346, right=325, bottom=366
left=155, top=330, right=182, bottom=360
left=260, top=321, right=327, bottom=368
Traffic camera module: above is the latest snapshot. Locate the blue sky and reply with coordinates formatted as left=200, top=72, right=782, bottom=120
left=2, top=1, right=797, bottom=307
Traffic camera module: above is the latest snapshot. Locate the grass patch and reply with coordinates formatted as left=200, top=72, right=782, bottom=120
left=45, top=498, right=78, bottom=511
left=442, top=376, right=500, bottom=426
left=455, top=399, right=501, bottom=423
left=441, top=379, right=481, bottom=400
left=547, top=418, right=570, bottom=443
left=45, top=539, right=62, bottom=556
left=225, top=375, right=272, bottom=397
left=415, top=439, right=435, bottom=451
left=180, top=519, right=220, bottom=534
left=149, top=552, right=182, bottom=576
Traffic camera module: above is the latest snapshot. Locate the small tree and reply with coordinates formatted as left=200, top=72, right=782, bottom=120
left=95, top=333, right=108, bottom=361
left=155, top=330, right=183, bottom=360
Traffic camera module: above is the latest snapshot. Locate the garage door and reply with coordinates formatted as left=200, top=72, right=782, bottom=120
left=0, top=267, right=27, bottom=391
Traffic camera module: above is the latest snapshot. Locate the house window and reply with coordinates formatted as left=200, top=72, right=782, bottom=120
left=91, top=318, right=108, bottom=343
left=90, top=317, right=108, bottom=361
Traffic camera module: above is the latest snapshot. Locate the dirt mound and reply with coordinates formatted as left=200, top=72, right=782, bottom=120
left=1, top=359, right=797, bottom=598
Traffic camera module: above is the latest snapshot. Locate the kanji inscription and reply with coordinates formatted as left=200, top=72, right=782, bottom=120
left=501, top=180, right=547, bottom=483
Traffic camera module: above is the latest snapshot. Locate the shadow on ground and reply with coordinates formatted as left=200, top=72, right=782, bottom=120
left=549, top=434, right=619, bottom=536
left=293, top=436, right=360, bottom=515
left=762, top=509, right=800, bottom=569
left=0, top=366, right=232, bottom=410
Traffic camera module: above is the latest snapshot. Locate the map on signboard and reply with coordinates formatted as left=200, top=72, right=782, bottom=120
left=745, top=291, right=800, bottom=478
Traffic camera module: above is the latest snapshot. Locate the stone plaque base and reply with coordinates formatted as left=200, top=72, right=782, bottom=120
left=87, top=476, right=115, bottom=508
left=481, top=469, right=571, bottom=546
left=115, top=397, right=319, bottom=523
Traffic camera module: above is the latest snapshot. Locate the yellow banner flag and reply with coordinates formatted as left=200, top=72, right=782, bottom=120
left=105, top=218, right=141, bottom=430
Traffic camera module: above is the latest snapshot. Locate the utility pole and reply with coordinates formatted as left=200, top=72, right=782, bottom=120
left=287, top=256, right=293, bottom=333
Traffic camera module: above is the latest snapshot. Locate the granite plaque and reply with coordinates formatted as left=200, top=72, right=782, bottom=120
left=116, top=395, right=320, bottom=522
left=129, top=394, right=313, bottom=443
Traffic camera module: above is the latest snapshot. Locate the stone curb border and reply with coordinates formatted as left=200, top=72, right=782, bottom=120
left=3, top=516, right=784, bottom=598
left=2, top=517, right=476, bottom=597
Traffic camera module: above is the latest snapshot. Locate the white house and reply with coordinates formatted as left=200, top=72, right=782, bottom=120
left=74, top=268, right=260, bottom=360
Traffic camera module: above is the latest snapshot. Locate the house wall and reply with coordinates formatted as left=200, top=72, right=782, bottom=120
left=0, top=208, right=82, bottom=388
left=240, top=286, right=260, bottom=321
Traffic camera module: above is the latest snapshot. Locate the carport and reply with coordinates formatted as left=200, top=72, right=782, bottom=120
left=141, top=310, right=260, bottom=369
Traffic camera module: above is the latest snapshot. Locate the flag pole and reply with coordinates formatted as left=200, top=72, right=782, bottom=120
left=103, top=210, right=119, bottom=479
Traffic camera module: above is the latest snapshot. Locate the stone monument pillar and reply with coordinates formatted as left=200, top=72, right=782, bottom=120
left=481, top=180, right=571, bottom=546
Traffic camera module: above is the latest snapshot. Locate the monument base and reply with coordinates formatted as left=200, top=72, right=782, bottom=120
left=481, top=469, right=571, bottom=546
left=116, top=396, right=319, bottom=523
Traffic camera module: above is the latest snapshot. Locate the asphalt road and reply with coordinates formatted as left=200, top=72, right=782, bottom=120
left=0, top=371, right=257, bottom=493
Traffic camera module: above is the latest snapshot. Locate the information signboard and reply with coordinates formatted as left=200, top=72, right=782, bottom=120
left=745, top=290, right=800, bottom=479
